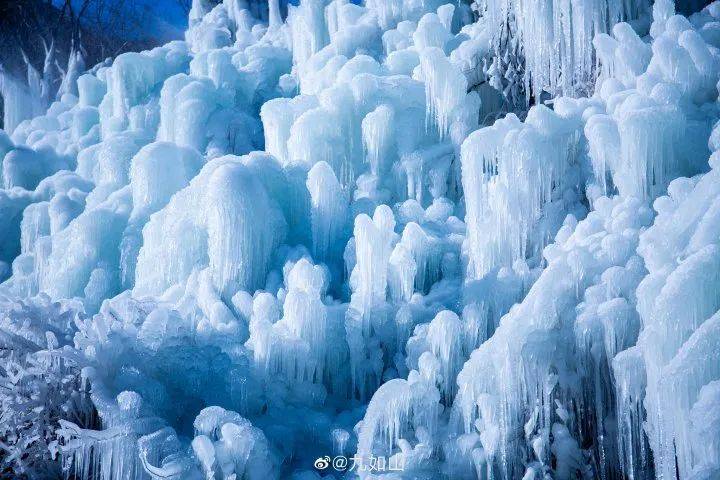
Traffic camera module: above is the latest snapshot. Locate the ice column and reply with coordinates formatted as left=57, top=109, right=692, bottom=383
left=349, top=205, right=396, bottom=321
left=206, top=163, right=287, bottom=297
left=419, top=47, right=467, bottom=139
left=307, top=161, right=348, bottom=264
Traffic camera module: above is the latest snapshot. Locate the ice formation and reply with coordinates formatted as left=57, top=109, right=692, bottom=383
left=2, top=0, right=720, bottom=479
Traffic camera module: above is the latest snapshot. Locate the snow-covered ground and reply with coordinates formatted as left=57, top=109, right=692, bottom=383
left=1, top=0, right=720, bottom=479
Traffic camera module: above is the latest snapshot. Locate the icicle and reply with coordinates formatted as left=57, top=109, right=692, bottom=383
left=585, top=114, right=620, bottom=195
left=332, top=428, right=350, bottom=456
left=615, top=98, right=685, bottom=199
left=268, top=0, right=282, bottom=29
left=426, top=310, right=463, bottom=402
left=612, top=347, right=649, bottom=480
left=307, top=161, right=348, bottom=263
left=206, top=163, right=287, bottom=296
left=349, top=204, right=396, bottom=321
left=461, top=106, right=582, bottom=277
left=689, top=381, right=720, bottom=475
left=361, top=105, right=395, bottom=177
left=418, top=47, right=467, bottom=139
left=483, top=0, right=652, bottom=98
left=356, top=378, right=440, bottom=471
left=388, top=244, right=416, bottom=303
left=288, top=0, right=330, bottom=70
left=275, top=258, right=329, bottom=382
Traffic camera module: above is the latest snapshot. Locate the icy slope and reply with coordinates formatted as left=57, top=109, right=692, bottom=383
left=1, top=0, right=720, bottom=479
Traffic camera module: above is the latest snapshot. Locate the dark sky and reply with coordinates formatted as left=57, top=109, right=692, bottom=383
left=140, top=0, right=190, bottom=39
left=51, top=0, right=190, bottom=42
left=49, top=0, right=307, bottom=44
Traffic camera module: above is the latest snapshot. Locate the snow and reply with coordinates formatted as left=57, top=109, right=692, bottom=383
left=1, top=0, right=720, bottom=479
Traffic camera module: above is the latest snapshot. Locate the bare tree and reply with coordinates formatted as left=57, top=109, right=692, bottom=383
left=176, top=0, right=193, bottom=16
left=0, top=0, right=175, bottom=130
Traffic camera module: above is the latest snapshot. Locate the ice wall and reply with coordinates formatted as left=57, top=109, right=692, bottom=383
left=469, top=0, right=653, bottom=99
left=1, top=0, right=720, bottom=479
